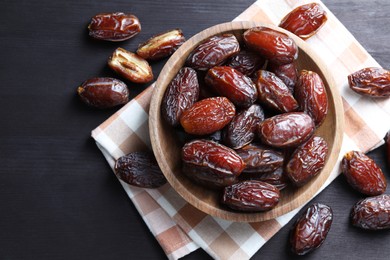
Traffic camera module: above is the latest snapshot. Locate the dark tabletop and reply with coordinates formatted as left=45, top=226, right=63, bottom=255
left=1, top=0, right=390, bottom=259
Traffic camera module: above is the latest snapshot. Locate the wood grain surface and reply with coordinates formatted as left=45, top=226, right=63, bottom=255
left=0, top=0, right=389, bottom=259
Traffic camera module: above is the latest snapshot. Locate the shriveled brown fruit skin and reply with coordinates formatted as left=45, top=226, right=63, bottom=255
left=295, top=70, right=328, bottom=127
left=351, top=194, right=390, bottom=230
left=290, top=203, right=333, bottom=255
left=136, top=28, right=186, bottom=61
left=236, top=143, right=284, bottom=174
left=161, top=67, right=199, bottom=126
left=182, top=140, right=245, bottom=189
left=285, top=136, right=329, bottom=186
left=255, top=70, right=299, bottom=113
left=205, top=66, right=258, bottom=108
left=225, top=50, right=265, bottom=76
left=186, top=34, right=240, bottom=70
left=223, top=104, right=264, bottom=149
left=279, top=3, right=327, bottom=39
left=243, top=26, right=298, bottom=65
left=240, top=167, right=289, bottom=190
left=77, top=77, right=129, bottom=108
left=88, top=12, right=141, bottom=41
left=222, top=180, right=280, bottom=212
left=258, top=112, right=315, bottom=148
left=341, top=151, right=387, bottom=196
left=114, top=152, right=166, bottom=188
left=267, top=62, right=298, bottom=93
left=348, top=67, right=390, bottom=97
left=180, top=97, right=235, bottom=135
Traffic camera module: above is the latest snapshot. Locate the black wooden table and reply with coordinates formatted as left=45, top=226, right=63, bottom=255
left=1, top=0, right=389, bottom=259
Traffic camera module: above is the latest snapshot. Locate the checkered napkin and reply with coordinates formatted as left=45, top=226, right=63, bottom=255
left=91, top=0, right=390, bottom=259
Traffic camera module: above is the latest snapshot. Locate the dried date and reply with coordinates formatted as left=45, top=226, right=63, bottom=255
left=348, top=67, right=390, bottom=97
left=186, top=34, right=240, bottom=70
left=255, top=70, right=299, bottom=113
left=114, top=151, right=166, bottom=188
left=240, top=167, right=289, bottom=190
left=341, top=151, right=387, bottom=196
left=180, top=97, right=236, bottom=135
left=295, top=70, right=328, bottom=127
left=222, top=180, right=280, bottom=212
left=267, top=62, right=298, bottom=93
left=137, top=29, right=186, bottom=61
left=279, top=3, right=327, bottom=39
left=161, top=67, right=199, bottom=126
left=257, top=112, right=315, bottom=148
left=290, top=203, right=333, bottom=255
left=243, top=26, right=298, bottom=65
left=88, top=12, right=141, bottom=41
left=182, top=140, right=245, bottom=189
left=285, top=136, right=328, bottom=186
left=77, top=77, right=129, bottom=108
left=223, top=104, right=264, bottom=149
left=225, top=50, right=265, bottom=76
left=205, top=66, right=258, bottom=108
left=351, top=194, right=390, bottom=230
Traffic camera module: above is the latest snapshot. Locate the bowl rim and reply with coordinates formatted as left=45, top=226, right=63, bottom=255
left=149, top=21, right=344, bottom=222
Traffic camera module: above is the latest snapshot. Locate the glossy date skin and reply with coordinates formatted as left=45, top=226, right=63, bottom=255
left=222, top=180, right=280, bottom=212
left=351, top=194, right=390, bottom=230
left=224, top=50, right=265, bottom=76
left=348, top=67, right=390, bottom=97
left=205, top=66, right=258, bottom=108
left=114, top=151, right=167, bottom=188
left=267, top=62, right=298, bottom=93
left=182, top=140, right=245, bottom=189
left=186, top=34, right=240, bottom=70
left=137, top=29, right=186, bottom=61
left=236, top=143, right=284, bottom=174
left=88, top=12, right=141, bottom=41
left=295, top=70, right=328, bottom=127
left=161, top=67, right=199, bottom=126
left=255, top=70, right=299, bottom=113
left=279, top=3, right=327, bottom=39
left=180, top=97, right=235, bottom=135
left=77, top=77, right=129, bottom=108
left=240, top=167, right=289, bottom=190
left=223, top=104, right=264, bottom=149
left=257, top=112, right=315, bottom=148
left=341, top=151, right=387, bottom=196
left=290, top=203, right=333, bottom=255
left=243, top=26, right=298, bottom=65
left=285, top=136, right=328, bottom=186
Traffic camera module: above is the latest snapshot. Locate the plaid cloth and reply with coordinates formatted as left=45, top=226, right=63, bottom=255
left=91, top=0, right=390, bottom=259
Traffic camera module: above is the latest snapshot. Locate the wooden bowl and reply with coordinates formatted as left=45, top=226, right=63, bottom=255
left=149, top=21, right=344, bottom=222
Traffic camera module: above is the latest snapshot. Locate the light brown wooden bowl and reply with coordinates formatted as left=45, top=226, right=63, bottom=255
left=149, top=21, right=344, bottom=222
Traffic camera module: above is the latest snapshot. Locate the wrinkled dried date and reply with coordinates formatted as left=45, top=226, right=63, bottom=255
left=186, top=34, right=240, bottom=70
left=137, top=29, right=186, bottom=61
left=258, top=112, right=315, bottom=148
left=180, top=97, right=235, bottom=135
left=290, top=203, right=333, bottom=255
left=205, top=66, right=258, bottom=108
left=295, top=70, right=328, bottom=127
left=108, top=47, right=153, bottom=83
left=279, top=3, right=327, bottom=39
left=255, top=70, right=299, bottom=113
left=223, top=104, right=264, bottom=149
left=222, top=180, right=280, bottom=212
left=267, top=62, right=298, bottom=93
left=88, top=12, right=141, bottom=41
left=114, top=151, right=166, bottom=188
left=341, top=151, right=387, bottom=196
left=351, top=194, right=390, bottom=230
left=348, top=67, right=390, bottom=97
left=161, top=67, right=199, bottom=126
left=182, top=140, right=245, bottom=189
left=225, top=50, right=265, bottom=76
left=240, top=167, right=289, bottom=190
left=286, top=136, right=328, bottom=186
left=243, top=26, right=298, bottom=65
left=77, top=77, right=129, bottom=108
left=236, top=143, right=284, bottom=173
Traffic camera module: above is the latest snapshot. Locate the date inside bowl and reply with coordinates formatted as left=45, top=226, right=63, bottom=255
left=149, top=21, right=343, bottom=222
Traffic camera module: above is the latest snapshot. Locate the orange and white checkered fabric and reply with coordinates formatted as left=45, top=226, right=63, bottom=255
left=91, top=0, right=390, bottom=259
